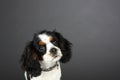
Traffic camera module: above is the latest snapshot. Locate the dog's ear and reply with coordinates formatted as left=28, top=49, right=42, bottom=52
left=53, top=31, right=72, bottom=63
left=21, top=41, right=41, bottom=77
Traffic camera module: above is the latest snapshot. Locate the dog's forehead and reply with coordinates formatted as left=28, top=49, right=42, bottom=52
left=38, top=33, right=51, bottom=43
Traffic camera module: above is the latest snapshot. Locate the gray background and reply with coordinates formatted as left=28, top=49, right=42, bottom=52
left=0, top=0, right=120, bottom=80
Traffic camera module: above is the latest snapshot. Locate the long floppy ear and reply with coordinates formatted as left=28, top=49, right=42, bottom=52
left=21, top=41, right=41, bottom=78
left=53, top=31, right=72, bottom=63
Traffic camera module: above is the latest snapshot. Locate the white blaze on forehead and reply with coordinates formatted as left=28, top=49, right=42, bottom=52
left=38, top=34, right=50, bottom=43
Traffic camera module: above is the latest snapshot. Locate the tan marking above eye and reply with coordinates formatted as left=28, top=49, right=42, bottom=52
left=49, top=36, right=54, bottom=42
left=39, top=41, right=45, bottom=46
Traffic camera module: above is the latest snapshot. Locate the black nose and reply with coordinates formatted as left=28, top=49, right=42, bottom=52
left=50, top=48, right=57, bottom=54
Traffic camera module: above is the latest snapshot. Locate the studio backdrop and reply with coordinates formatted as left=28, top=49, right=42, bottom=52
left=0, top=0, right=120, bottom=80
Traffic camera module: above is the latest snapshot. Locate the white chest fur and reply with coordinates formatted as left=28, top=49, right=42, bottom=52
left=26, top=63, right=61, bottom=80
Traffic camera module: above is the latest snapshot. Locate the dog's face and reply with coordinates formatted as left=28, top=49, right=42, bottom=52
left=21, top=30, right=72, bottom=77
left=33, top=31, right=63, bottom=63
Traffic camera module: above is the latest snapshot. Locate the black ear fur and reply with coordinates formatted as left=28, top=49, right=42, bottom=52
left=21, top=41, right=41, bottom=78
left=53, top=31, right=72, bottom=63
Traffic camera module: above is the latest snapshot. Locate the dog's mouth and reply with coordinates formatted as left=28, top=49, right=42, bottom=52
left=50, top=51, right=62, bottom=61
left=54, top=55, right=58, bottom=58
left=52, top=54, right=58, bottom=58
left=52, top=54, right=62, bottom=61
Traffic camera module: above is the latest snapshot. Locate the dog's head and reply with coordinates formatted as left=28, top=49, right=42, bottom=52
left=21, top=30, right=72, bottom=77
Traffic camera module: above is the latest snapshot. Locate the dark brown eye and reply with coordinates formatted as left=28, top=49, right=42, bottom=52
left=39, top=46, right=45, bottom=52
left=52, top=40, right=57, bottom=45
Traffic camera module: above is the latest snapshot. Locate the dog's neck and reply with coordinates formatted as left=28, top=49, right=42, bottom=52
left=40, top=61, right=59, bottom=71
left=41, top=62, right=59, bottom=72
left=30, top=62, right=62, bottom=80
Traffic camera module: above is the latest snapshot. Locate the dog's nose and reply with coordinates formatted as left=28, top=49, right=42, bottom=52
left=50, top=48, right=57, bottom=54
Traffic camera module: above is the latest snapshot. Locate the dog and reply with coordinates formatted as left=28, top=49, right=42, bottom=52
left=21, top=30, right=72, bottom=80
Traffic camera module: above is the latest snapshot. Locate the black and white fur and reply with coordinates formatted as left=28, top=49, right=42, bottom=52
left=21, top=30, right=72, bottom=80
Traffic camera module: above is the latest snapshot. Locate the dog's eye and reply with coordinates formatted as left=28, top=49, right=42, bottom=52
left=52, top=40, right=57, bottom=45
left=39, top=46, right=45, bottom=52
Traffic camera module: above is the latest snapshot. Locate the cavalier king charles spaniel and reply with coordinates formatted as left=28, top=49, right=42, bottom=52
left=21, top=30, right=72, bottom=80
